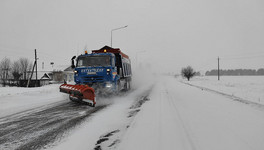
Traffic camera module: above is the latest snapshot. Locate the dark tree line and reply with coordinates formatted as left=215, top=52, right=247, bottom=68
left=206, top=68, right=264, bottom=76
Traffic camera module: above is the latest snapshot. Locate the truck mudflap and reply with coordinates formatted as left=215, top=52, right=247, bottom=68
left=60, top=84, right=96, bottom=107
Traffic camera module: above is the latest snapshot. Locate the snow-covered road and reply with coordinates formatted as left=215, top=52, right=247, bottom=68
left=1, top=75, right=264, bottom=150
left=0, top=101, right=107, bottom=150
left=119, top=76, right=264, bottom=150
left=0, top=81, right=155, bottom=150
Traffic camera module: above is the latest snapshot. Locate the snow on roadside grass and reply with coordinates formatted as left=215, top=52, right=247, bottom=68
left=0, top=84, right=67, bottom=117
left=180, top=76, right=264, bottom=105
left=0, top=84, right=61, bottom=97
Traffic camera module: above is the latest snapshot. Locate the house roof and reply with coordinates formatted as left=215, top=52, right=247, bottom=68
left=64, top=66, right=73, bottom=71
left=31, top=71, right=51, bottom=80
left=40, top=73, right=50, bottom=80
left=38, top=63, right=71, bottom=72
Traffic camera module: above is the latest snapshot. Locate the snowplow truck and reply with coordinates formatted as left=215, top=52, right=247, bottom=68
left=60, top=46, right=132, bottom=107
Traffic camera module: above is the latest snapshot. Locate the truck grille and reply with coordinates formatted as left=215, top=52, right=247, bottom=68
left=81, top=76, right=104, bottom=82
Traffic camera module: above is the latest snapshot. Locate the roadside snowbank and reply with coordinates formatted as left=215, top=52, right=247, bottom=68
left=0, top=84, right=67, bottom=117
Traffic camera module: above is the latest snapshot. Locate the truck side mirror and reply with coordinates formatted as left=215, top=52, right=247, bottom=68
left=71, top=56, right=76, bottom=68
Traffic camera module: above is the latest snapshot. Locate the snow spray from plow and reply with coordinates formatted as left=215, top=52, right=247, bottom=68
left=60, top=84, right=96, bottom=107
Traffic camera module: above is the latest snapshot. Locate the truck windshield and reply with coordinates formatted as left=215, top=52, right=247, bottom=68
left=77, top=56, right=111, bottom=67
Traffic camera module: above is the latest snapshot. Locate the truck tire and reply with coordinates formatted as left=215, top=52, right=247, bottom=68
left=115, top=80, right=121, bottom=95
left=124, top=80, right=131, bottom=91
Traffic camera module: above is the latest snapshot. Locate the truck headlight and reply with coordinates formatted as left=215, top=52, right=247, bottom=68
left=106, top=69, right=111, bottom=75
left=105, top=83, right=113, bottom=88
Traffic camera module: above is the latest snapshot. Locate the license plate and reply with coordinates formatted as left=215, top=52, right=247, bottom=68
left=87, top=72, right=96, bottom=75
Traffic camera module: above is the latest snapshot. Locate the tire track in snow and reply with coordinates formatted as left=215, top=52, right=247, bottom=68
left=158, top=87, right=163, bottom=150
left=162, top=83, right=198, bottom=150
left=93, top=86, right=154, bottom=150
left=0, top=101, right=108, bottom=150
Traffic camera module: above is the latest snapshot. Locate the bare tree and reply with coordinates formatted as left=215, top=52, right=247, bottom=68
left=0, top=57, right=11, bottom=86
left=26, top=62, right=33, bottom=80
left=181, top=66, right=196, bottom=81
left=12, top=60, right=22, bottom=84
left=19, top=58, right=31, bottom=80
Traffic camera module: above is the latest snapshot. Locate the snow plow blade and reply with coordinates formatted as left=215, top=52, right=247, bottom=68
left=60, top=84, right=96, bottom=107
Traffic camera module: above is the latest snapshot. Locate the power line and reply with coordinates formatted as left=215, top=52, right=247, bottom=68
left=0, top=44, right=74, bottom=61
left=0, top=47, right=72, bottom=64
left=0, top=45, right=32, bottom=53
left=38, top=51, right=70, bottom=61
left=0, top=48, right=33, bottom=57
left=222, top=54, right=264, bottom=60
left=220, top=50, right=264, bottom=60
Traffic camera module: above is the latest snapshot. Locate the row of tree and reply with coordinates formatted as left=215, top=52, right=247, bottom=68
left=180, top=66, right=264, bottom=81
left=206, top=68, right=264, bottom=76
left=0, top=57, right=32, bottom=86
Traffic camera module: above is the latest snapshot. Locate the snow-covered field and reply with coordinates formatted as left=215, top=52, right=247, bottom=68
left=1, top=75, right=264, bottom=150
left=181, top=76, right=264, bottom=105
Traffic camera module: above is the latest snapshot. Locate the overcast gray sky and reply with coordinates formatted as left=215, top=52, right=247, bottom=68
left=1, top=0, right=264, bottom=73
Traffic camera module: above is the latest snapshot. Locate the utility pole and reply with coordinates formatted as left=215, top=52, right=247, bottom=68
left=35, top=49, right=38, bottom=87
left=27, top=49, right=38, bottom=87
left=218, top=57, right=220, bottom=81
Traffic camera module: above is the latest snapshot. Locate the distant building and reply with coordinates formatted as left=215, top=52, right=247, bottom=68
left=63, top=66, right=74, bottom=82
left=20, top=71, right=51, bottom=87
left=48, top=66, right=74, bottom=83
left=5, top=65, right=74, bottom=87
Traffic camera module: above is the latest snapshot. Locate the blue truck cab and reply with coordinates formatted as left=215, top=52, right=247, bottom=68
left=72, top=46, right=132, bottom=94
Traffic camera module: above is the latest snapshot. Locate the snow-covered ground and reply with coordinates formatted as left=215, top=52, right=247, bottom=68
left=118, top=76, right=264, bottom=150
left=181, top=76, right=264, bottom=105
left=48, top=83, right=154, bottom=150
left=1, top=75, right=264, bottom=150
left=0, top=84, right=67, bottom=118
